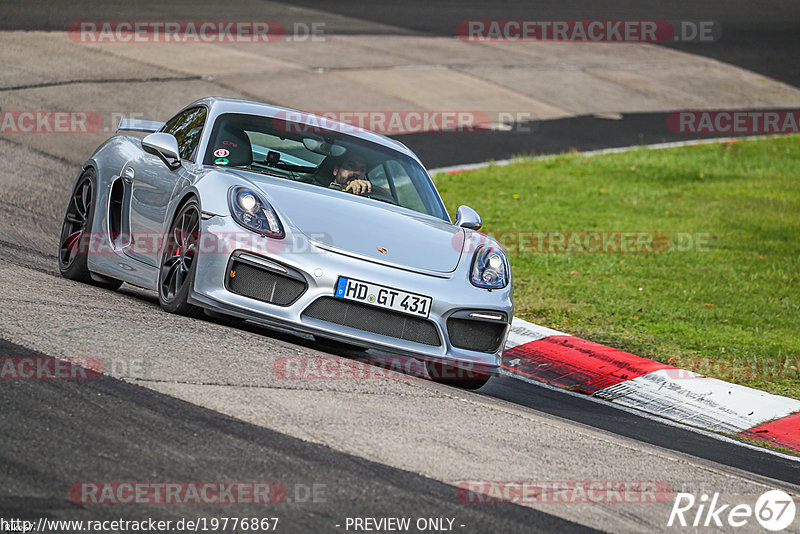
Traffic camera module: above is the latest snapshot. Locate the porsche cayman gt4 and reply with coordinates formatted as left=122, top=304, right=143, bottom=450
left=58, top=97, right=512, bottom=389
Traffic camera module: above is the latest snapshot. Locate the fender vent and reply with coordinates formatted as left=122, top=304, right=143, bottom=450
left=447, top=318, right=507, bottom=353
left=227, top=260, right=307, bottom=306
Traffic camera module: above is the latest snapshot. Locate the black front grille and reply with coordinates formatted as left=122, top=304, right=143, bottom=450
left=227, top=260, right=307, bottom=306
left=302, top=297, right=441, bottom=346
left=447, top=317, right=507, bottom=353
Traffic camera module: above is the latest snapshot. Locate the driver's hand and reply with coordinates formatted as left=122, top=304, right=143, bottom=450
left=344, top=179, right=372, bottom=195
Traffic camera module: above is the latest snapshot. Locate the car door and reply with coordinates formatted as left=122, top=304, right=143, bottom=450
left=125, top=106, right=207, bottom=267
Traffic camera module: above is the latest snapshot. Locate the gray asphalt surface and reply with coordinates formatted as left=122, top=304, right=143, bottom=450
left=3, top=1, right=797, bottom=168
left=0, top=339, right=596, bottom=533
left=5, top=0, right=798, bottom=89
left=2, top=2, right=800, bottom=533
left=271, top=0, right=800, bottom=89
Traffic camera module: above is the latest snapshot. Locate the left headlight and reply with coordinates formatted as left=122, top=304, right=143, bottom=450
left=228, top=185, right=284, bottom=238
left=470, top=245, right=509, bottom=289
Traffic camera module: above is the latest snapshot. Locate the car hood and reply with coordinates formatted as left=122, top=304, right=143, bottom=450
left=243, top=175, right=464, bottom=273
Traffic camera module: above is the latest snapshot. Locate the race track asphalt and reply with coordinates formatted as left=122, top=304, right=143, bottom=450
left=1, top=2, right=799, bottom=532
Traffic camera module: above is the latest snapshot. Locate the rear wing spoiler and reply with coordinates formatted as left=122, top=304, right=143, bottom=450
left=117, top=118, right=165, bottom=133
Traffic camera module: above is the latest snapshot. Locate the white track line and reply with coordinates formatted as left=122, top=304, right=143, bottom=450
left=429, top=134, right=789, bottom=175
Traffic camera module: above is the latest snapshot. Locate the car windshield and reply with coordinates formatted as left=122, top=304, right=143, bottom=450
left=203, top=112, right=448, bottom=221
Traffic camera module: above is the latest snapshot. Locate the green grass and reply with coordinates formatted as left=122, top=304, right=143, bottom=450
left=435, top=136, right=800, bottom=399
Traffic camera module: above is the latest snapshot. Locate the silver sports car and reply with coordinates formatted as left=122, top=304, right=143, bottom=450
left=58, top=97, right=512, bottom=388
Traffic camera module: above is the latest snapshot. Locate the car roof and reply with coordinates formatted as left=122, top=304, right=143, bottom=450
left=185, top=97, right=419, bottom=161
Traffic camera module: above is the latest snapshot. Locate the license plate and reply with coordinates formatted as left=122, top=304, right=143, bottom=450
left=335, top=277, right=432, bottom=318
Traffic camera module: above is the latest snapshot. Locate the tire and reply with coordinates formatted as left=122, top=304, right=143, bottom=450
left=58, top=168, right=123, bottom=290
left=157, top=198, right=203, bottom=317
left=425, top=360, right=491, bottom=390
left=313, top=335, right=368, bottom=352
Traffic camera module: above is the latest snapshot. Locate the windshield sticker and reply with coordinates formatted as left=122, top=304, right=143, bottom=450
left=214, top=157, right=229, bottom=166
left=214, top=148, right=230, bottom=158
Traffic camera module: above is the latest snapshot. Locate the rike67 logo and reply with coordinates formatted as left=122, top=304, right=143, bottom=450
left=668, top=490, right=796, bottom=531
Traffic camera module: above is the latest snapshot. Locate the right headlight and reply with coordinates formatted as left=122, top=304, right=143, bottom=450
left=228, top=185, right=284, bottom=238
left=470, top=245, right=509, bottom=289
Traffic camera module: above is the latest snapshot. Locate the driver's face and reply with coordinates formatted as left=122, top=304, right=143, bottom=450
left=337, top=158, right=367, bottom=181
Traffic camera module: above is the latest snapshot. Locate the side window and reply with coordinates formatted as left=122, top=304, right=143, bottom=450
left=386, top=160, right=426, bottom=212
left=366, top=163, right=387, bottom=187
left=162, top=107, right=207, bottom=161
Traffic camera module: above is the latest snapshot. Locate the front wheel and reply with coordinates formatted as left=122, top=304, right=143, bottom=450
left=425, top=360, right=491, bottom=390
left=58, top=168, right=122, bottom=290
left=158, top=199, right=203, bottom=317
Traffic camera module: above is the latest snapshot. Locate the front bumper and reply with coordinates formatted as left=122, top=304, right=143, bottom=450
left=189, top=215, right=513, bottom=375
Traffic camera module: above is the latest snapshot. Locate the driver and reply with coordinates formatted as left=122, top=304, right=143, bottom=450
left=329, top=155, right=371, bottom=195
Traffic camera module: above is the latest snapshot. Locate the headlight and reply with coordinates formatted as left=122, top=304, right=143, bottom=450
left=228, top=186, right=284, bottom=238
left=470, top=245, right=508, bottom=289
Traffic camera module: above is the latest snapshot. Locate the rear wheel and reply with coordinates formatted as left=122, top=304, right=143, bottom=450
left=158, top=199, right=203, bottom=317
left=425, top=360, right=491, bottom=390
left=58, top=168, right=122, bottom=290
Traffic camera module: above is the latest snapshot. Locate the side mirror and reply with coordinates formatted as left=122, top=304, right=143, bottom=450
left=454, top=205, right=482, bottom=230
left=142, top=133, right=181, bottom=170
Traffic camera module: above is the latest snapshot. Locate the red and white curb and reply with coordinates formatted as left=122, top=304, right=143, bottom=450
left=501, top=317, right=800, bottom=454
